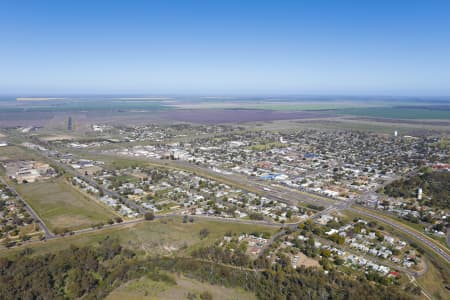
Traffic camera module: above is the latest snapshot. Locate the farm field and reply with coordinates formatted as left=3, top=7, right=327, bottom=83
left=170, top=99, right=394, bottom=110
left=239, top=117, right=450, bottom=136
left=106, top=273, right=257, bottom=300
left=158, top=109, right=332, bottom=124
left=295, top=119, right=450, bottom=135
left=14, top=177, right=117, bottom=232
left=240, top=102, right=386, bottom=111
left=333, top=107, right=450, bottom=120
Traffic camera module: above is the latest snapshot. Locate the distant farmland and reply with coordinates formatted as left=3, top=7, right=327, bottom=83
left=332, top=106, right=450, bottom=120
left=160, top=109, right=333, bottom=124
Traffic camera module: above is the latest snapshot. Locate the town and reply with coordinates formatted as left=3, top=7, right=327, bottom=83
left=0, top=120, right=448, bottom=300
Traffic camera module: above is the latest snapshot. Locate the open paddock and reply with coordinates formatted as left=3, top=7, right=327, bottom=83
left=106, top=273, right=256, bottom=300
left=15, top=177, right=117, bottom=232
left=0, top=217, right=278, bottom=259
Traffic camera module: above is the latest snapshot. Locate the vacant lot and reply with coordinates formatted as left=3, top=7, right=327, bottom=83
left=417, top=257, right=450, bottom=300
left=1, top=218, right=278, bottom=258
left=15, top=177, right=116, bottom=232
left=0, top=146, right=38, bottom=163
left=106, top=273, right=257, bottom=300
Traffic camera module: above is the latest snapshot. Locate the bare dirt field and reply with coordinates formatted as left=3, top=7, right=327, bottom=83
left=295, top=252, right=320, bottom=268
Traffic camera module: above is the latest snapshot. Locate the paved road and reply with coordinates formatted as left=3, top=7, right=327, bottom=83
left=165, top=159, right=336, bottom=207
left=95, top=153, right=336, bottom=209
left=70, top=174, right=145, bottom=214
left=349, top=207, right=450, bottom=263
left=16, top=145, right=450, bottom=265
left=36, top=150, right=148, bottom=215
left=77, top=173, right=147, bottom=214
left=256, top=206, right=337, bottom=258
left=257, top=229, right=287, bottom=259
left=186, top=214, right=283, bottom=227
left=0, top=177, right=55, bottom=239
left=1, top=213, right=284, bottom=250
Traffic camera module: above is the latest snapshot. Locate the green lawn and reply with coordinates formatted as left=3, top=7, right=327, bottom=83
left=15, top=177, right=116, bottom=232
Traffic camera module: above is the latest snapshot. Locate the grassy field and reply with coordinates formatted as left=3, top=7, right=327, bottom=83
left=15, top=177, right=117, bottom=232
left=106, top=273, right=257, bottom=300
left=1, top=217, right=278, bottom=258
left=0, top=145, right=39, bottom=162
left=417, top=258, right=450, bottom=300
left=238, top=117, right=450, bottom=136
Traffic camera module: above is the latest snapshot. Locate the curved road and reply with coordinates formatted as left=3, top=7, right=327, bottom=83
left=349, top=207, right=450, bottom=263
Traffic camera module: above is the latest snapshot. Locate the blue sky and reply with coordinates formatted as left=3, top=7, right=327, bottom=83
left=1, top=0, right=449, bottom=95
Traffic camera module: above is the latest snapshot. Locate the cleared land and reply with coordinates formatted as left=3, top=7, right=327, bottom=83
left=15, top=177, right=116, bottom=232
left=0, top=218, right=278, bottom=258
left=417, top=257, right=450, bottom=300
left=0, top=145, right=38, bottom=163
left=106, top=273, right=257, bottom=300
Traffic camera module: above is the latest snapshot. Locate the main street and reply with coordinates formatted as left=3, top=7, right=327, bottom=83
left=94, top=152, right=336, bottom=209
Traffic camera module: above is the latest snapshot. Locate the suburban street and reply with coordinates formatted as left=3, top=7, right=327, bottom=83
left=349, top=207, right=450, bottom=263
left=5, top=144, right=450, bottom=267
left=0, top=177, right=54, bottom=239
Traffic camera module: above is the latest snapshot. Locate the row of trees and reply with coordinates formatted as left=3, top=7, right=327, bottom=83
left=150, top=256, right=414, bottom=300
left=0, top=237, right=143, bottom=299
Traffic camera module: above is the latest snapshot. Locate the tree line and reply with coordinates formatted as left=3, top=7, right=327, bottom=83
left=0, top=237, right=418, bottom=300
left=383, top=170, right=449, bottom=208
